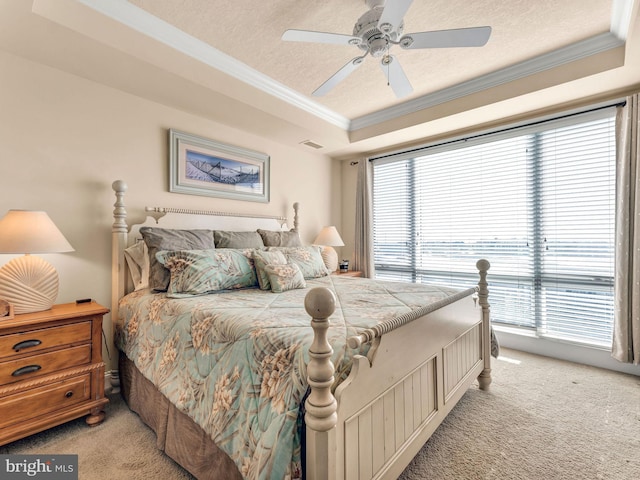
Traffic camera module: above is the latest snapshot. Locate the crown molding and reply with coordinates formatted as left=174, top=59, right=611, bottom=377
left=352, top=0, right=633, bottom=131
left=611, top=0, right=635, bottom=39
left=349, top=31, right=625, bottom=131
left=75, top=0, right=632, bottom=136
left=74, top=0, right=351, bottom=130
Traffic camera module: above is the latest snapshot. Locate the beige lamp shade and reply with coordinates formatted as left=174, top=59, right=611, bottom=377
left=313, top=226, right=344, bottom=272
left=0, top=210, right=74, bottom=314
left=313, top=226, right=345, bottom=247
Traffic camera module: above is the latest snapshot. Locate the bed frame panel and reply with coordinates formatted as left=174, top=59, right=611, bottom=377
left=341, top=354, right=438, bottom=480
left=111, top=180, right=492, bottom=480
left=305, top=290, right=487, bottom=480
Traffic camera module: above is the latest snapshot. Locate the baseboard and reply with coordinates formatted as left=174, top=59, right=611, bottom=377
left=104, top=370, right=120, bottom=396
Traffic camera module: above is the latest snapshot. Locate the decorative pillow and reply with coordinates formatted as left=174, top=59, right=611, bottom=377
left=156, top=248, right=257, bottom=297
left=263, top=263, right=306, bottom=293
left=257, top=229, right=302, bottom=247
left=140, top=227, right=215, bottom=291
left=123, top=240, right=149, bottom=291
left=214, top=230, right=265, bottom=249
left=266, top=246, right=331, bottom=279
left=252, top=249, right=288, bottom=290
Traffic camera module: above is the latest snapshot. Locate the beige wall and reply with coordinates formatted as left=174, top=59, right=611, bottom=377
left=0, top=50, right=336, bottom=371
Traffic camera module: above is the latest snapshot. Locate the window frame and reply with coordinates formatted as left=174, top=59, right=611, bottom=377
left=371, top=106, right=617, bottom=348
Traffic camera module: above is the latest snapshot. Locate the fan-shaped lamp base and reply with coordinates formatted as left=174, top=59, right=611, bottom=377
left=0, top=255, right=59, bottom=314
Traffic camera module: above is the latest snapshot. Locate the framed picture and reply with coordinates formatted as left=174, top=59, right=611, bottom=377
left=169, top=129, right=270, bottom=203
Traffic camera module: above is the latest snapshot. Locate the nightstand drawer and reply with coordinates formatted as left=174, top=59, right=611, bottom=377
left=0, top=345, right=91, bottom=386
left=0, top=373, right=91, bottom=429
left=0, top=322, right=91, bottom=361
left=0, top=302, right=108, bottom=446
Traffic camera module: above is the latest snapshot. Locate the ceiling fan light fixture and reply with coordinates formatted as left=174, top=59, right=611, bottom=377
left=369, top=37, right=389, bottom=57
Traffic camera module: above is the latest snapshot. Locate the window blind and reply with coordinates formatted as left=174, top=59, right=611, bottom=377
left=372, top=108, right=616, bottom=347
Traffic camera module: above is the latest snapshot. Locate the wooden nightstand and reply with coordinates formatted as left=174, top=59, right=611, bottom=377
left=0, top=301, right=109, bottom=446
left=332, top=270, right=363, bottom=277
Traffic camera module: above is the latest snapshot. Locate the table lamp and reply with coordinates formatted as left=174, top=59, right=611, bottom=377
left=313, top=226, right=344, bottom=272
left=0, top=210, right=74, bottom=314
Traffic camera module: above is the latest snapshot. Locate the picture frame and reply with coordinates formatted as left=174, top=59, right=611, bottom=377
left=169, top=129, right=270, bottom=203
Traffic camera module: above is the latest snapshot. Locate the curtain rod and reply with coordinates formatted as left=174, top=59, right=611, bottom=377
left=370, top=100, right=626, bottom=162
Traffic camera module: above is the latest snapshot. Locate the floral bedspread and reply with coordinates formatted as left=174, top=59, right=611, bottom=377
left=115, top=275, right=462, bottom=480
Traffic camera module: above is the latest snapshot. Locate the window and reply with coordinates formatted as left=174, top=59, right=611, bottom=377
left=372, top=108, right=616, bottom=347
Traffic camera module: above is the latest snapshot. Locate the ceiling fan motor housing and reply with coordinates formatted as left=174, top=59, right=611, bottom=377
left=353, top=6, right=403, bottom=57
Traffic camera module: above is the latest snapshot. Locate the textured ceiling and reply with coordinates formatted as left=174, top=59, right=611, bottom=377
left=1, top=0, right=634, bottom=157
left=127, top=0, right=613, bottom=120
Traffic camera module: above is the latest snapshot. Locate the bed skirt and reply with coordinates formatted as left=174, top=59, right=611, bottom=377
left=119, top=353, right=242, bottom=480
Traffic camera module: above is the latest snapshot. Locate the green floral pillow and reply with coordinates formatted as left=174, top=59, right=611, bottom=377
left=253, top=249, right=288, bottom=290
left=266, top=246, right=330, bottom=279
left=263, top=263, right=306, bottom=293
left=156, top=248, right=257, bottom=297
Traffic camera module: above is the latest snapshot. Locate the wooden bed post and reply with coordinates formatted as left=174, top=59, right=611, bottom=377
left=292, top=202, right=300, bottom=232
left=476, top=259, right=492, bottom=390
left=304, top=287, right=338, bottom=480
left=111, top=180, right=128, bottom=331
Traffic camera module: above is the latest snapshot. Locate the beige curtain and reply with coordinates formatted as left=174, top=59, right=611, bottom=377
left=354, top=158, right=375, bottom=277
left=612, top=94, right=640, bottom=364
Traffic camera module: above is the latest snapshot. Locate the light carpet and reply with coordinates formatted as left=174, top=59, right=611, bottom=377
left=2, top=348, right=639, bottom=479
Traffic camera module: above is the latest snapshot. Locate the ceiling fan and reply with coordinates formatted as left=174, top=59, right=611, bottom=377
left=282, top=0, right=491, bottom=98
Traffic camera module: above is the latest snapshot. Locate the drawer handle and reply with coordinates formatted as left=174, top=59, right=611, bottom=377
left=65, top=391, right=74, bottom=399
left=11, top=365, right=42, bottom=377
left=13, top=339, right=42, bottom=352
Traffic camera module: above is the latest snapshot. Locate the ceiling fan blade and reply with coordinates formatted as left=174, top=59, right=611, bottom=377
left=379, top=55, right=413, bottom=98
left=400, top=26, right=492, bottom=49
left=313, top=57, right=365, bottom=97
left=282, top=29, right=360, bottom=46
left=377, top=0, right=413, bottom=33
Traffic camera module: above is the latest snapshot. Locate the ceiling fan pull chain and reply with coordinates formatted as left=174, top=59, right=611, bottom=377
left=386, top=47, right=390, bottom=86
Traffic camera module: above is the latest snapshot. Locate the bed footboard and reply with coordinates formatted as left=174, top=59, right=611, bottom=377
left=304, top=261, right=491, bottom=480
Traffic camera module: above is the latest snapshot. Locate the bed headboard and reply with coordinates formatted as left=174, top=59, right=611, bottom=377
left=111, top=180, right=299, bottom=325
